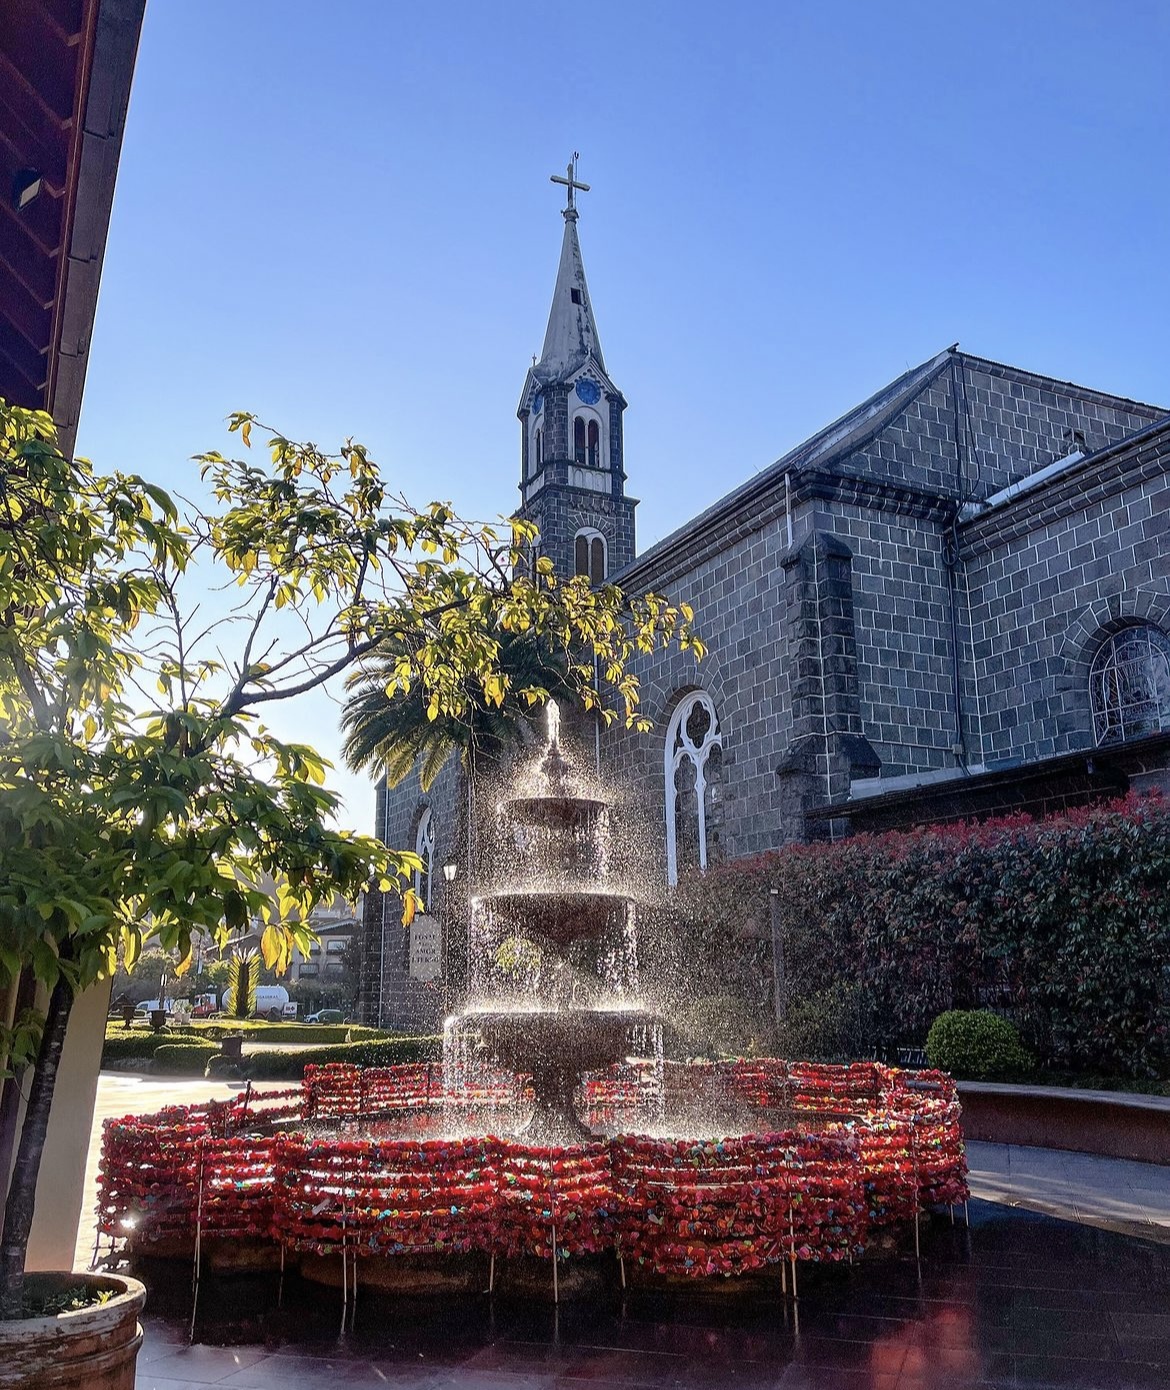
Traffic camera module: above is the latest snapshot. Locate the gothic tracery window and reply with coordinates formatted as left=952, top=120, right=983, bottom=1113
left=414, top=807, right=435, bottom=911
left=1089, top=623, right=1170, bottom=746
left=664, top=690, right=723, bottom=885
left=587, top=419, right=600, bottom=467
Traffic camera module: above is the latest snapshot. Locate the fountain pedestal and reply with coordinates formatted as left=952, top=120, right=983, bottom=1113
left=472, top=1007, right=649, bottom=1143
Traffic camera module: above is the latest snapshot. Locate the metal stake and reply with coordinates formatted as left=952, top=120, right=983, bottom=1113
left=340, top=1219, right=348, bottom=1337
left=189, top=1141, right=205, bottom=1344
left=488, top=1252, right=495, bottom=1294
left=552, top=1224, right=559, bottom=1304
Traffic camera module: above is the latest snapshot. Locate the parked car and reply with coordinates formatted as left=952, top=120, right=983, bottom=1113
left=305, top=1009, right=345, bottom=1025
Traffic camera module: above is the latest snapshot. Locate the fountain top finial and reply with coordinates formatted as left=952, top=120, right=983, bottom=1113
left=546, top=698, right=560, bottom=747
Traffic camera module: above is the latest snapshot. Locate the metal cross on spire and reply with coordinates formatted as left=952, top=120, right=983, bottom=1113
left=550, top=152, right=590, bottom=211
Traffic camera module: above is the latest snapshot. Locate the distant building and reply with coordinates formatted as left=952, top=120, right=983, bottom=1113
left=360, top=164, right=1170, bottom=1031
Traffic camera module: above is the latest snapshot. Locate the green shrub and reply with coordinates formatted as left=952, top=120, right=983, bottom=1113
left=674, top=795, right=1170, bottom=1078
left=776, top=982, right=869, bottom=1064
left=188, top=1021, right=384, bottom=1045
left=926, top=1010, right=1031, bottom=1080
left=242, top=1035, right=441, bottom=1079
left=151, top=1041, right=220, bottom=1075
left=101, top=1031, right=186, bottom=1063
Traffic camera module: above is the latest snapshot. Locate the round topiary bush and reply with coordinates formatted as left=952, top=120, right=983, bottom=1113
left=925, top=1010, right=1031, bottom=1080
left=151, top=1041, right=219, bottom=1075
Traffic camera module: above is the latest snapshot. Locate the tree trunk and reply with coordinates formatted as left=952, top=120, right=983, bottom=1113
left=0, top=976, right=74, bottom=1320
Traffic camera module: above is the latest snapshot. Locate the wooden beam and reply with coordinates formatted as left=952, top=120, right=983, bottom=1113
left=0, top=54, right=71, bottom=193
left=0, top=258, right=53, bottom=353
left=0, top=212, right=56, bottom=305
left=0, top=316, right=48, bottom=390
left=0, top=1, right=79, bottom=125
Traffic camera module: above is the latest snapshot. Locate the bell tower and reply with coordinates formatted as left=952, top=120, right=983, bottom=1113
left=516, top=156, right=637, bottom=583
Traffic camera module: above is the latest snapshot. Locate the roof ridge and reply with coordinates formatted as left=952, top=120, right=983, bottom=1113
left=952, top=350, right=1166, bottom=417
left=620, top=347, right=954, bottom=580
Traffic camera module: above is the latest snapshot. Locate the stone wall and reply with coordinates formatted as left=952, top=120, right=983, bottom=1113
left=960, top=423, right=1170, bottom=766
left=356, top=755, right=462, bottom=1032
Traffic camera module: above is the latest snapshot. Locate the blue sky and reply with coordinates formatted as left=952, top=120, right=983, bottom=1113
left=76, top=0, right=1170, bottom=834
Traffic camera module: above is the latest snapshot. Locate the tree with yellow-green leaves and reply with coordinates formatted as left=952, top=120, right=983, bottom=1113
left=0, top=400, right=703, bottom=1317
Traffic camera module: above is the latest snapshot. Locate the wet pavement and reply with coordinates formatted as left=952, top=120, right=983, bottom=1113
left=131, top=1199, right=1170, bottom=1390
left=80, top=1076, right=1170, bottom=1388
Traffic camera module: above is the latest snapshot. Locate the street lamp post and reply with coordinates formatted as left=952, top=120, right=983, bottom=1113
left=769, top=887, right=786, bottom=1023
left=442, top=861, right=458, bottom=1020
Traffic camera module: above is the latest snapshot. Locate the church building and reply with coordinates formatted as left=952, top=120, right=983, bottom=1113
left=358, top=164, right=1170, bottom=1031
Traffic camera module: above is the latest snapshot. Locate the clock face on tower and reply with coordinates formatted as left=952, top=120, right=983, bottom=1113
left=574, top=378, right=601, bottom=405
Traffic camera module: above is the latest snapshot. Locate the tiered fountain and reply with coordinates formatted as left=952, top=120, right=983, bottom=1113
left=444, top=702, right=657, bottom=1140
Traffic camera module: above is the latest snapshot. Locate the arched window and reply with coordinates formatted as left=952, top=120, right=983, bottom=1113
left=573, top=414, right=602, bottom=468
left=1089, top=623, right=1170, bottom=746
left=414, top=808, right=435, bottom=911
left=534, top=426, right=543, bottom=468
left=574, top=528, right=606, bottom=584
left=664, top=691, right=723, bottom=886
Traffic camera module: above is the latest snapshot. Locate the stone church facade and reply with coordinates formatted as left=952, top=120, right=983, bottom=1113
left=358, top=181, right=1170, bottom=1031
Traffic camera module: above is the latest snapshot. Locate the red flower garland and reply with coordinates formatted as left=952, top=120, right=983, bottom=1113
left=96, top=1060, right=968, bottom=1277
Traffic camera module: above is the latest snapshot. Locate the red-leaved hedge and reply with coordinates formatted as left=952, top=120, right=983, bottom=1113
left=672, top=795, right=1170, bottom=1078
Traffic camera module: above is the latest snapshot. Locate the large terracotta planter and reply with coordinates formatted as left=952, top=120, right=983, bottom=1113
left=0, top=1272, right=146, bottom=1390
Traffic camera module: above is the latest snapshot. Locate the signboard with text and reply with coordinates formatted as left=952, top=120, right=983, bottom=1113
left=408, top=914, right=442, bottom=982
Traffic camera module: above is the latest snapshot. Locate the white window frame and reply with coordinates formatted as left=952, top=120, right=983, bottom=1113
left=664, top=690, right=722, bottom=886
left=571, top=407, right=604, bottom=468
left=573, top=527, right=607, bottom=582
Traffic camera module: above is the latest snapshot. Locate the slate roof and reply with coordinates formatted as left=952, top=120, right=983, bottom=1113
left=618, top=347, right=1166, bottom=585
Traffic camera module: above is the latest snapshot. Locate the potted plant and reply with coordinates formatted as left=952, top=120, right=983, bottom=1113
left=0, top=402, right=701, bottom=1383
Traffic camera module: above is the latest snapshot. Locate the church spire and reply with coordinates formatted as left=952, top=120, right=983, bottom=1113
left=515, top=156, right=636, bottom=582
left=537, top=154, right=606, bottom=379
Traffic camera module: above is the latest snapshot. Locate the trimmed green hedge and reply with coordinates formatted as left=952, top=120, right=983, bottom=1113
left=187, top=1021, right=382, bottom=1045
left=102, top=1032, right=187, bottom=1063
left=236, top=1035, right=442, bottom=1079
left=673, top=795, right=1170, bottom=1078
left=151, top=1042, right=220, bottom=1074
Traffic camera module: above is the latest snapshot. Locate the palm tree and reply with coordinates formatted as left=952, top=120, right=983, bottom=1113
left=340, top=630, right=574, bottom=790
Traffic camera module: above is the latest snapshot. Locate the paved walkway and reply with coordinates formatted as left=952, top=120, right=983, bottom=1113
left=965, top=1139, right=1170, bottom=1244
left=73, top=1074, right=1170, bottom=1387
left=131, top=1200, right=1170, bottom=1389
